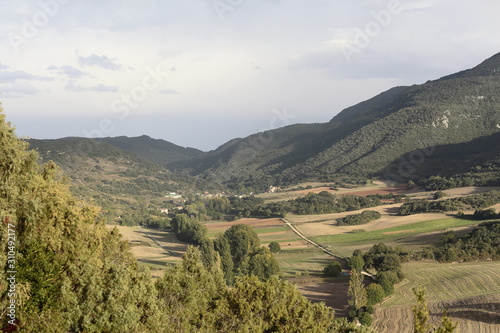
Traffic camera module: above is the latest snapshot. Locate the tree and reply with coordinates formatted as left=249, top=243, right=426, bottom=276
left=223, top=224, right=260, bottom=267
left=348, top=269, right=367, bottom=316
left=0, top=109, right=164, bottom=332
left=366, top=283, right=385, bottom=305
left=441, top=231, right=455, bottom=245
left=240, top=247, right=281, bottom=281
left=349, top=254, right=365, bottom=271
left=213, top=235, right=234, bottom=284
left=412, top=287, right=457, bottom=333
left=323, top=261, right=342, bottom=277
left=434, top=191, right=446, bottom=200
left=156, top=246, right=226, bottom=332
left=268, top=241, right=281, bottom=253
left=215, top=275, right=334, bottom=332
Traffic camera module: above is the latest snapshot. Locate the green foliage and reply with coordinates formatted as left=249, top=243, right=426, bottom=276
left=28, top=138, right=223, bottom=226
left=366, top=283, right=385, bottom=305
left=268, top=241, right=281, bottom=253
left=357, top=312, right=373, bottom=326
left=412, top=287, right=457, bottom=333
left=399, top=191, right=500, bottom=215
left=363, top=243, right=407, bottom=274
left=213, top=235, right=234, bottom=284
left=431, top=221, right=500, bottom=262
left=239, top=247, right=281, bottom=281
left=337, top=210, right=381, bottom=226
left=434, top=191, right=447, bottom=200
left=441, top=230, right=455, bottom=245
left=323, top=261, right=342, bottom=277
left=170, top=214, right=208, bottom=245
left=223, top=224, right=261, bottom=267
left=0, top=110, right=163, bottom=332
left=473, top=208, right=500, bottom=220
left=347, top=269, right=368, bottom=324
left=349, top=254, right=365, bottom=271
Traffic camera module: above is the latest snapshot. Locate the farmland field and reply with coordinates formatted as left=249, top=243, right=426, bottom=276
left=107, top=225, right=188, bottom=277
left=373, top=261, right=500, bottom=333
left=110, top=185, right=500, bottom=330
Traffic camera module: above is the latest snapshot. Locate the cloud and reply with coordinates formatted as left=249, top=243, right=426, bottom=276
left=159, top=89, right=180, bottom=95
left=65, top=80, right=118, bottom=93
left=48, top=65, right=87, bottom=79
left=0, top=69, right=53, bottom=83
left=0, top=63, right=8, bottom=69
left=0, top=82, right=41, bottom=98
left=77, top=54, right=123, bottom=71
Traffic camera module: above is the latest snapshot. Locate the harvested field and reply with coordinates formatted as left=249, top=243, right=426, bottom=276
left=373, top=261, right=500, bottom=333
left=107, top=225, right=188, bottom=277
left=374, top=295, right=500, bottom=333
left=296, top=278, right=350, bottom=316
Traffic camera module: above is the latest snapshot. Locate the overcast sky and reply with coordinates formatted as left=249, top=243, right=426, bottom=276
left=1, top=0, right=499, bottom=151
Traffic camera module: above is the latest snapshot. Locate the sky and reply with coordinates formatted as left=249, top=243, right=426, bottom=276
left=1, top=0, right=499, bottom=151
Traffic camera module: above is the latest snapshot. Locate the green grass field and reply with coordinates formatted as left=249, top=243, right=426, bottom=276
left=274, top=249, right=336, bottom=277
left=310, top=218, right=479, bottom=245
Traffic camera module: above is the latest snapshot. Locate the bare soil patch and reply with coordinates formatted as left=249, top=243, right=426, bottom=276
left=295, top=279, right=350, bottom=316
left=205, top=218, right=283, bottom=229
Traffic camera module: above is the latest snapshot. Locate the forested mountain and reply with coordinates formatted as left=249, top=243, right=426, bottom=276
left=27, top=137, right=222, bottom=225
left=168, top=53, right=500, bottom=190
left=97, top=135, right=206, bottom=166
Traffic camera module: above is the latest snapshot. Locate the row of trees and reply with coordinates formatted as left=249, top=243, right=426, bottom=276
left=432, top=221, right=500, bottom=262
left=398, top=190, right=500, bottom=215
left=178, top=191, right=384, bottom=221
left=336, top=210, right=381, bottom=226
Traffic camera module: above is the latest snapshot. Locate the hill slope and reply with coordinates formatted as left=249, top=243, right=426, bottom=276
left=27, top=137, right=221, bottom=224
left=169, top=52, right=500, bottom=190
left=97, top=135, right=206, bottom=166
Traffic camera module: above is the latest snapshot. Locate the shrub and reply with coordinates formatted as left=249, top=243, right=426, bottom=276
left=434, top=191, right=447, bottom=200
left=358, top=312, right=373, bottom=326
left=366, top=283, right=385, bottom=305
left=323, top=261, right=342, bottom=277
left=349, top=255, right=365, bottom=271
left=268, top=241, right=281, bottom=253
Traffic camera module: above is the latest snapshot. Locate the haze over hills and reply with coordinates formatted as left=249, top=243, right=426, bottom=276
left=28, top=53, right=500, bottom=193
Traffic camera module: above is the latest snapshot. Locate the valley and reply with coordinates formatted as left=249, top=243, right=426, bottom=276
left=7, top=52, right=500, bottom=332
left=109, top=181, right=500, bottom=332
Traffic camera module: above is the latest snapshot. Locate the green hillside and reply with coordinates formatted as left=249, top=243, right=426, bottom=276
left=27, top=137, right=222, bottom=225
left=97, top=135, right=206, bottom=166
left=168, top=53, right=500, bottom=190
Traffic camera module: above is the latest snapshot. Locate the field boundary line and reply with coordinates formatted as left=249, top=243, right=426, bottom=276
left=281, top=218, right=376, bottom=279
